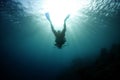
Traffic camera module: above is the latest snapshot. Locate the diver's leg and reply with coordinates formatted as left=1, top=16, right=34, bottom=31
left=45, top=13, right=53, bottom=26
left=45, top=13, right=51, bottom=21
left=62, top=14, right=70, bottom=33
left=64, top=14, right=70, bottom=22
left=45, top=12, right=56, bottom=34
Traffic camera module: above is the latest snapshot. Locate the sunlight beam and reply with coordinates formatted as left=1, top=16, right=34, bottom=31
left=43, top=0, right=91, bottom=30
left=13, top=0, right=91, bottom=30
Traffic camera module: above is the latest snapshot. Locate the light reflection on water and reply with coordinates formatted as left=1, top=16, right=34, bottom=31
left=11, top=0, right=120, bottom=30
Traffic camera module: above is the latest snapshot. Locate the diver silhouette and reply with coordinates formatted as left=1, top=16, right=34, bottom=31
left=45, top=13, right=70, bottom=48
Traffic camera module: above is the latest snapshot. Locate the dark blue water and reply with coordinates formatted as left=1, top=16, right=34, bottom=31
left=1, top=0, right=120, bottom=80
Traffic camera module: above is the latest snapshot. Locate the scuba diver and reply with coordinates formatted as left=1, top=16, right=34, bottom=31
left=45, top=13, right=70, bottom=48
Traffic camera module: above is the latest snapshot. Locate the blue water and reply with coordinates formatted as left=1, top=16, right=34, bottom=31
left=1, top=0, right=120, bottom=80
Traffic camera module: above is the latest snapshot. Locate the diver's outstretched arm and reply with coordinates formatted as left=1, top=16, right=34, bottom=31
left=63, top=14, right=70, bottom=33
left=45, top=13, right=56, bottom=34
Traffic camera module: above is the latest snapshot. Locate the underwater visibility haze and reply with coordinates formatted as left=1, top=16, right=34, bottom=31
left=1, top=0, right=120, bottom=80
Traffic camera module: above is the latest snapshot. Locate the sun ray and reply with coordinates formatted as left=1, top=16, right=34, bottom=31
left=42, top=0, right=91, bottom=30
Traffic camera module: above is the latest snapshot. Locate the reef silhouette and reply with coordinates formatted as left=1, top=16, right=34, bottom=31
left=57, top=44, right=120, bottom=80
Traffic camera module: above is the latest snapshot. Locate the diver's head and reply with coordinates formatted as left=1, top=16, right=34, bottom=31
left=54, top=36, right=66, bottom=49
left=55, top=41, right=63, bottom=49
left=55, top=43, right=62, bottom=49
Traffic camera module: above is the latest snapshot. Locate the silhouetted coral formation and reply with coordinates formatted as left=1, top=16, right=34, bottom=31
left=57, top=44, right=120, bottom=80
